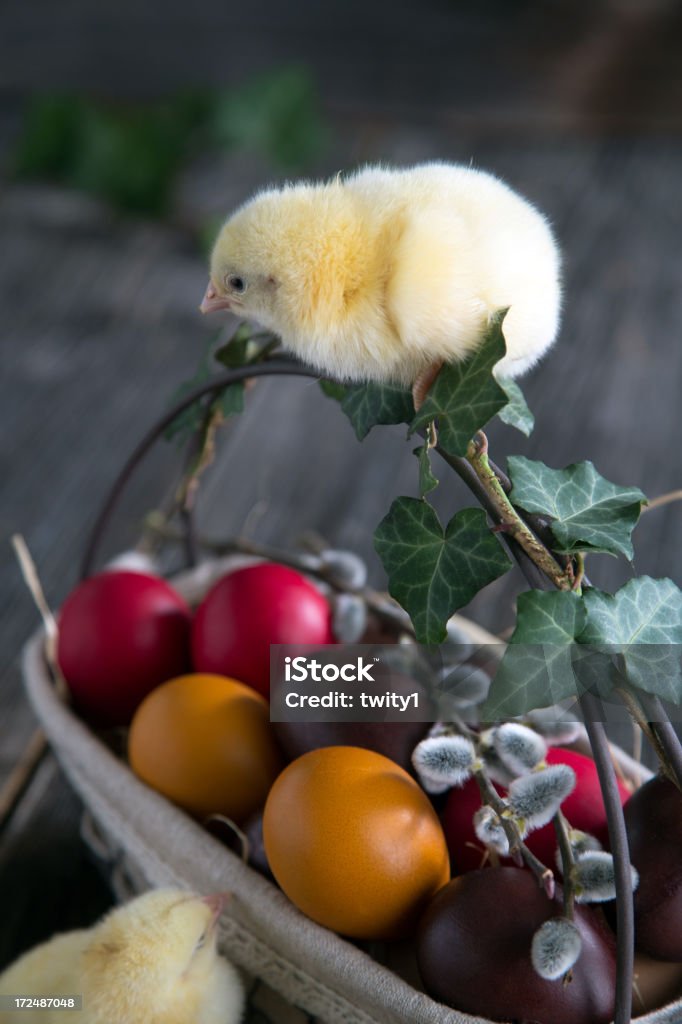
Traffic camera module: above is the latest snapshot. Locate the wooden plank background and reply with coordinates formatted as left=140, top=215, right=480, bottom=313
left=1, top=0, right=681, bottom=993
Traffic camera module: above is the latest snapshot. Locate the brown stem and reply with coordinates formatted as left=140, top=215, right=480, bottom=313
left=642, top=488, right=682, bottom=512
left=474, top=768, right=555, bottom=897
left=465, top=434, right=572, bottom=591
left=553, top=810, right=576, bottom=920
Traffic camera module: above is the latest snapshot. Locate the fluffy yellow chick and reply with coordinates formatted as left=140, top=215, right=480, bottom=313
left=201, top=162, right=561, bottom=398
left=0, top=889, right=244, bottom=1024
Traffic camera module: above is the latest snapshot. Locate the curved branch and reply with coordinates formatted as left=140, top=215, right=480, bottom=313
left=80, top=359, right=320, bottom=579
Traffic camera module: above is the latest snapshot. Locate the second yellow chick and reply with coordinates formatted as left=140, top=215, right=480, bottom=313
left=0, top=888, right=244, bottom=1024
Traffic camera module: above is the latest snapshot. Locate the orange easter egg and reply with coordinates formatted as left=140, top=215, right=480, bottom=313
left=129, top=673, right=283, bottom=822
left=263, top=745, right=450, bottom=939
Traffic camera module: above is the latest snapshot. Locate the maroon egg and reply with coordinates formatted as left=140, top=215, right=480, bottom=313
left=625, top=775, right=682, bottom=961
left=417, top=867, right=616, bottom=1024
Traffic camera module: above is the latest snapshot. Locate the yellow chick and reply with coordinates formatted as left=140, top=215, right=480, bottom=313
left=0, top=889, right=244, bottom=1024
left=201, top=162, right=561, bottom=400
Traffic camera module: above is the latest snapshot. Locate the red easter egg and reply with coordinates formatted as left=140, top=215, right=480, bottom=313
left=192, top=562, right=334, bottom=698
left=57, top=570, right=192, bottom=725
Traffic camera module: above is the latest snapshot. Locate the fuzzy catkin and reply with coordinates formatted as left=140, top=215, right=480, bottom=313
left=494, top=723, right=547, bottom=775
left=411, top=735, right=476, bottom=788
left=531, top=918, right=582, bottom=980
left=508, top=764, right=576, bottom=831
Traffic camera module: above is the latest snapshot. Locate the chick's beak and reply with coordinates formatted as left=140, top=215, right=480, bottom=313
left=200, top=281, right=232, bottom=314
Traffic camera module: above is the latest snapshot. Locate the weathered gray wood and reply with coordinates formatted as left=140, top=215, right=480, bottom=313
left=1, top=1, right=682, bottom=132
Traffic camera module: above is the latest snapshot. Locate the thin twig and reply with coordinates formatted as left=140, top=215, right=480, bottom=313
left=143, top=517, right=417, bottom=637
left=642, top=488, right=682, bottom=512
left=11, top=535, right=67, bottom=698
left=80, top=360, right=322, bottom=579
left=553, top=809, right=576, bottom=920
left=0, top=729, right=48, bottom=832
left=474, top=768, right=555, bottom=897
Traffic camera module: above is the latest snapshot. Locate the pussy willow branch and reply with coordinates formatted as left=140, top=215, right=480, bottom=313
left=437, top=436, right=635, bottom=1024
left=142, top=517, right=416, bottom=636
left=553, top=809, right=576, bottom=921
left=473, top=767, right=555, bottom=896
left=552, top=809, right=577, bottom=986
left=437, top=719, right=557, bottom=894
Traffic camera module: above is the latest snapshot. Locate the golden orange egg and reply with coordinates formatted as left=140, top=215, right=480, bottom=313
left=263, top=745, right=450, bottom=939
left=128, top=673, right=283, bottom=822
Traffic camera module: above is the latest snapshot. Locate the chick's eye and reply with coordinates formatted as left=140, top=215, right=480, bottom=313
left=227, top=275, right=246, bottom=293
left=194, top=930, right=207, bottom=953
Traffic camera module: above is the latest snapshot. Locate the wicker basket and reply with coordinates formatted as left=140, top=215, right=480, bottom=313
left=21, top=558, right=682, bottom=1024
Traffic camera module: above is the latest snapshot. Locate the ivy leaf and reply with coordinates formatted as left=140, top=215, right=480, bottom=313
left=216, top=382, right=245, bottom=417
left=414, top=444, right=439, bottom=497
left=496, top=376, right=535, bottom=436
left=374, top=498, right=512, bottom=644
left=483, top=591, right=587, bottom=720
left=578, top=577, right=682, bottom=703
left=319, top=378, right=347, bottom=402
left=508, top=457, right=646, bottom=559
left=409, top=312, right=509, bottom=456
left=334, top=381, right=414, bottom=440
left=213, top=323, right=252, bottom=367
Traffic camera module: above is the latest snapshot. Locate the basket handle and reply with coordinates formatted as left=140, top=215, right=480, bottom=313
left=80, top=358, right=320, bottom=580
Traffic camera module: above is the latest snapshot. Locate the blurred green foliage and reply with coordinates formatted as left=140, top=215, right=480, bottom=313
left=13, top=67, right=327, bottom=217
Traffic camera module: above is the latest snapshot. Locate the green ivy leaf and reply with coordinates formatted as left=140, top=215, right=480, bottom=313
left=216, top=382, right=245, bottom=418
left=334, top=381, right=415, bottom=440
left=496, top=376, right=535, bottom=436
left=319, top=379, right=347, bottom=402
left=374, top=498, right=512, bottom=644
left=508, top=456, right=646, bottom=559
left=414, top=445, right=439, bottom=498
left=214, top=324, right=253, bottom=367
left=579, top=577, right=682, bottom=703
left=482, top=591, right=587, bottom=719
left=409, top=312, right=509, bottom=456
